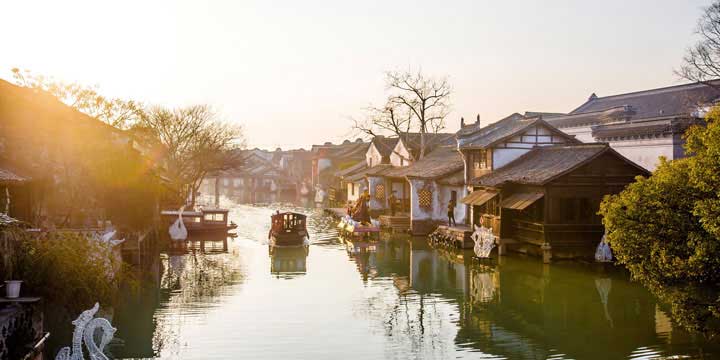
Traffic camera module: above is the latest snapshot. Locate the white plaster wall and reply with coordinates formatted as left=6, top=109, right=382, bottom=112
left=435, top=184, right=467, bottom=223
left=558, top=126, right=593, bottom=142
left=493, top=148, right=530, bottom=169
left=347, top=182, right=361, bottom=202
left=409, top=179, right=467, bottom=223
left=368, top=176, right=386, bottom=210
left=607, top=137, right=675, bottom=171
left=409, top=179, right=433, bottom=221
left=366, top=143, right=383, bottom=167
left=390, top=141, right=412, bottom=167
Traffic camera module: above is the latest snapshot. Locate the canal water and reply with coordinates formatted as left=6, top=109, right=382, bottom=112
left=102, top=202, right=719, bottom=359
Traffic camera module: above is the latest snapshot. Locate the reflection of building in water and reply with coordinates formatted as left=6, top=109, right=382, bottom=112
left=456, top=258, right=662, bottom=359
left=269, top=245, right=309, bottom=278
left=410, top=240, right=471, bottom=296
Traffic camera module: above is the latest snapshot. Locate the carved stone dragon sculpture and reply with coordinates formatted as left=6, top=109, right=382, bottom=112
left=55, top=303, right=117, bottom=360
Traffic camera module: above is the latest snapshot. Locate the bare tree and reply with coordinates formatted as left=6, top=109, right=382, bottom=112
left=137, top=105, right=244, bottom=206
left=353, top=70, right=451, bottom=160
left=678, top=1, right=720, bottom=84
left=11, top=68, right=146, bottom=129
left=353, top=100, right=413, bottom=138
left=385, top=70, right=451, bottom=159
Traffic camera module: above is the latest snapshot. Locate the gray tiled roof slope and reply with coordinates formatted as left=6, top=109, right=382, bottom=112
left=371, top=136, right=400, bottom=158
left=399, top=132, right=456, bottom=159
left=473, top=143, right=624, bottom=187
left=570, top=81, right=720, bottom=120
left=334, top=161, right=368, bottom=178
left=458, top=115, right=579, bottom=149
left=0, top=167, right=28, bottom=183
left=385, top=146, right=463, bottom=179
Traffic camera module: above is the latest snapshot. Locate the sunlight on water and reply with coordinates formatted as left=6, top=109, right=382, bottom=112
left=107, top=201, right=720, bottom=359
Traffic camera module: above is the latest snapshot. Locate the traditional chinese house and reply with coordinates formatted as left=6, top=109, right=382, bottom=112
left=354, top=132, right=456, bottom=211
left=468, top=143, right=648, bottom=259
left=382, top=146, right=466, bottom=234
left=456, top=113, right=580, bottom=230
left=547, top=81, right=720, bottom=170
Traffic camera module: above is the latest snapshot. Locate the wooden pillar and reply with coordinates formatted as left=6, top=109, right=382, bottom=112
left=541, top=242, right=552, bottom=264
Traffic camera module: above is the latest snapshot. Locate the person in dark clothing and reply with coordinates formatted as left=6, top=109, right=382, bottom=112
left=447, top=200, right=456, bottom=226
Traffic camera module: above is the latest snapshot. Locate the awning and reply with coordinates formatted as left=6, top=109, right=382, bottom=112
left=501, top=192, right=544, bottom=210
left=461, top=190, right=497, bottom=206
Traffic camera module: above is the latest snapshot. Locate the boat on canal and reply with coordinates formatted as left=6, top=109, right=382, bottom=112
left=161, top=207, right=238, bottom=237
left=269, top=211, right=309, bottom=247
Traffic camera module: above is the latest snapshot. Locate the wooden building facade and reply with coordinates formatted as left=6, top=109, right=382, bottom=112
left=467, top=143, right=648, bottom=259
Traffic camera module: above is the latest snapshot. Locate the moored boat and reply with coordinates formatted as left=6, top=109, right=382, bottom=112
left=269, top=211, right=309, bottom=247
left=161, top=208, right=237, bottom=237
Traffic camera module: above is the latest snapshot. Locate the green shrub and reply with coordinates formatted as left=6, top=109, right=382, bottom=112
left=11, top=231, right=135, bottom=313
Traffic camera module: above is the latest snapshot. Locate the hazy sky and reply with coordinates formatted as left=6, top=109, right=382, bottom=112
left=0, top=0, right=711, bottom=149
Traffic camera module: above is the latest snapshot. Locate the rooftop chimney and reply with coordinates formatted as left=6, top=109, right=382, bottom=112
left=460, top=117, right=465, bottom=127
left=476, top=114, right=480, bottom=125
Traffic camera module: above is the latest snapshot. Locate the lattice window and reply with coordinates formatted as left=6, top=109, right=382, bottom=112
left=375, top=183, right=385, bottom=201
left=418, top=188, right=433, bottom=209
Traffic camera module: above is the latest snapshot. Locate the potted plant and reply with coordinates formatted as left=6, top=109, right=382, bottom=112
left=4, top=279, right=22, bottom=298
left=1, top=226, right=25, bottom=299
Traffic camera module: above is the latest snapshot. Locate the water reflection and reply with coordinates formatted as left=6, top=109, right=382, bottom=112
left=105, top=202, right=720, bottom=359
left=269, top=245, right=309, bottom=278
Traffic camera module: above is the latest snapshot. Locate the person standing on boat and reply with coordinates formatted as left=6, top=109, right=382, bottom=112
left=388, top=191, right=397, bottom=216
left=447, top=199, right=456, bottom=227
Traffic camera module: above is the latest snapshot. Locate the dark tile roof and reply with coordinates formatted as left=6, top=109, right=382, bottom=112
left=472, top=143, right=641, bottom=187
left=436, top=169, right=465, bottom=186
left=0, top=164, right=29, bottom=183
left=546, top=106, right=632, bottom=128
left=370, top=136, right=400, bottom=158
left=398, top=132, right=456, bottom=159
left=524, top=111, right=566, bottom=118
left=384, top=146, right=464, bottom=179
left=345, top=164, right=394, bottom=182
left=458, top=114, right=578, bottom=149
left=334, top=161, right=368, bottom=178
left=550, top=81, right=720, bottom=128
left=591, top=117, right=702, bottom=139
left=456, top=113, right=523, bottom=138
left=332, top=141, right=370, bottom=159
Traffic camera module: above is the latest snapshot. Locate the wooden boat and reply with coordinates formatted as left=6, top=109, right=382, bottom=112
left=161, top=208, right=237, bottom=236
left=269, top=212, right=309, bottom=247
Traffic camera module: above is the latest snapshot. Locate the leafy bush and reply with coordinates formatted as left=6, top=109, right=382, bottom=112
left=11, top=231, right=135, bottom=313
left=599, top=107, right=720, bottom=334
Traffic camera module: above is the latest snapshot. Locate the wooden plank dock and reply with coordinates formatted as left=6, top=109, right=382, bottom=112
left=430, top=225, right=474, bottom=249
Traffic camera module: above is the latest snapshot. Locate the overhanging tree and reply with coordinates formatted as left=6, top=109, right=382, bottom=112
left=11, top=68, right=146, bottom=129
left=137, top=105, right=244, bottom=206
